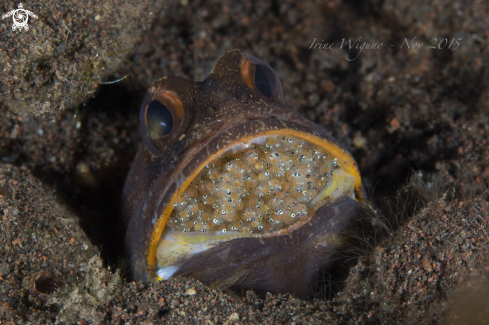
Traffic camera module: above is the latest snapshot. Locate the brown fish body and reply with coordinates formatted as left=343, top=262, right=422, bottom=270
left=122, top=50, right=365, bottom=299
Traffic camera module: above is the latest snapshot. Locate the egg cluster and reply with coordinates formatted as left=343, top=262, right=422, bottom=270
left=167, top=134, right=338, bottom=234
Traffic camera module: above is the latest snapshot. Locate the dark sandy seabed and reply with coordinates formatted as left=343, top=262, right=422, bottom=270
left=1, top=0, right=489, bottom=324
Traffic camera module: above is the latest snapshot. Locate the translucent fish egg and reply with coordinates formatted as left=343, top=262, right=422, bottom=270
left=166, top=134, right=339, bottom=234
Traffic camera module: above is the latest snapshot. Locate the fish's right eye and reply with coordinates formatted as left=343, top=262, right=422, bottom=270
left=138, top=76, right=196, bottom=157
left=146, top=100, right=174, bottom=139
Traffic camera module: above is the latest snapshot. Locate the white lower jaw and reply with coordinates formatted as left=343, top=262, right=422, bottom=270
left=155, top=227, right=248, bottom=280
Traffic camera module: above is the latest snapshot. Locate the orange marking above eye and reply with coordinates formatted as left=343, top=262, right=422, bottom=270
left=241, top=58, right=254, bottom=90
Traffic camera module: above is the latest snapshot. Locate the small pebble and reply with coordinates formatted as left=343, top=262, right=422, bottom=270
left=228, top=312, right=240, bottom=323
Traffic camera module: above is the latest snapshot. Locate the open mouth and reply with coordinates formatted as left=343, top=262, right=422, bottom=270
left=154, top=129, right=362, bottom=280
left=168, top=133, right=355, bottom=233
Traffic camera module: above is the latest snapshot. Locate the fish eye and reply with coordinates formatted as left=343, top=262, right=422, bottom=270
left=243, top=52, right=284, bottom=103
left=146, top=100, right=174, bottom=140
left=138, top=76, right=195, bottom=157
left=254, top=64, right=273, bottom=98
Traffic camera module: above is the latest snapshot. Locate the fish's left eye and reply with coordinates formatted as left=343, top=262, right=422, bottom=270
left=254, top=64, right=273, bottom=98
left=244, top=52, right=284, bottom=104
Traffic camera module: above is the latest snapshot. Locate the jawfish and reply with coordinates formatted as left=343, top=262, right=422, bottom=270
left=122, top=49, right=366, bottom=299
